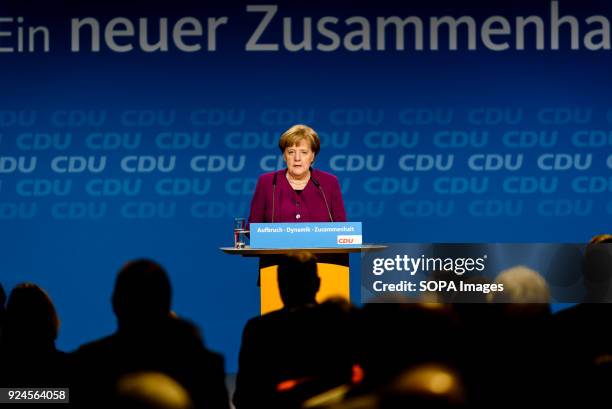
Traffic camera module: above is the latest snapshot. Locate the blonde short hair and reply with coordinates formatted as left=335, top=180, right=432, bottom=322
left=487, top=265, right=550, bottom=303
left=278, top=124, right=321, bottom=156
left=589, top=234, right=612, bottom=244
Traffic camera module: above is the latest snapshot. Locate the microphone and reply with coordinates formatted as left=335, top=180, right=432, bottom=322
left=272, top=171, right=278, bottom=222
left=311, top=175, right=334, bottom=222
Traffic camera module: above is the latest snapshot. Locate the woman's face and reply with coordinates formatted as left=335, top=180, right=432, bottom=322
left=284, top=139, right=315, bottom=179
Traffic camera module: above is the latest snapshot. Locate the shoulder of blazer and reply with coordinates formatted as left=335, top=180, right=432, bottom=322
left=311, top=169, right=339, bottom=184
left=258, top=170, right=281, bottom=186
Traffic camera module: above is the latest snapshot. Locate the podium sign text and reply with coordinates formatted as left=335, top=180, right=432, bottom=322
left=250, top=222, right=363, bottom=249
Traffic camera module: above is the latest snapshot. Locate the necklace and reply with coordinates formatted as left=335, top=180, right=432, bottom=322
left=286, top=172, right=310, bottom=188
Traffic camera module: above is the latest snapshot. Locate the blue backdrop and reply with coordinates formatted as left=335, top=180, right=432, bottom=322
left=1, top=0, right=611, bottom=372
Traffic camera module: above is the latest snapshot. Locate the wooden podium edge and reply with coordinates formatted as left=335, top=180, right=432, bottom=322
left=220, top=244, right=387, bottom=256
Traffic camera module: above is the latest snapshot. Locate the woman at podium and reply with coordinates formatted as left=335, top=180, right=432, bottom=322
left=249, top=124, right=347, bottom=223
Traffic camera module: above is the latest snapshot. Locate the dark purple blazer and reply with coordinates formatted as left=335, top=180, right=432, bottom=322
left=249, top=169, right=347, bottom=224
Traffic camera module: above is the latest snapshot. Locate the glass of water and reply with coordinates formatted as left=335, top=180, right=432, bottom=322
left=234, top=217, right=249, bottom=248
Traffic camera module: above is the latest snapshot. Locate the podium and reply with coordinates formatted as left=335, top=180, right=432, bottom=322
left=221, top=245, right=385, bottom=314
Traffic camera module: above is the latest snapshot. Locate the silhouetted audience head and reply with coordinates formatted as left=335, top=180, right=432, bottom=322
left=0, top=282, right=6, bottom=308
left=589, top=234, right=612, bottom=244
left=545, top=244, right=584, bottom=302
left=112, top=259, right=172, bottom=327
left=488, top=265, right=550, bottom=304
left=590, top=353, right=612, bottom=404
left=0, top=282, right=6, bottom=314
left=583, top=234, right=612, bottom=302
left=114, top=372, right=194, bottom=409
left=488, top=266, right=551, bottom=321
left=380, top=364, right=466, bottom=409
left=3, top=282, right=59, bottom=348
left=0, top=282, right=6, bottom=341
left=278, top=252, right=320, bottom=308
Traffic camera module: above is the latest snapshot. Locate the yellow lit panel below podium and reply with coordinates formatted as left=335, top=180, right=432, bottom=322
left=259, top=262, right=350, bottom=315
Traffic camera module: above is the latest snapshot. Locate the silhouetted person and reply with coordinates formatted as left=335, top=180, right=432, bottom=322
left=302, top=299, right=461, bottom=409
left=0, top=283, right=68, bottom=387
left=356, top=299, right=459, bottom=391
left=483, top=266, right=554, bottom=408
left=581, top=236, right=612, bottom=303
left=113, top=372, right=194, bottom=409
left=277, top=252, right=321, bottom=309
left=554, top=235, right=612, bottom=407
left=72, top=259, right=229, bottom=409
left=0, top=282, right=5, bottom=308
left=545, top=244, right=584, bottom=302
left=450, top=277, right=500, bottom=407
left=233, top=253, right=356, bottom=409
left=0, top=282, right=6, bottom=343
